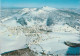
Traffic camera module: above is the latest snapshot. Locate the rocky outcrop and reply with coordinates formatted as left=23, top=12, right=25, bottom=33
left=64, top=41, right=80, bottom=47
left=1, top=48, right=36, bottom=56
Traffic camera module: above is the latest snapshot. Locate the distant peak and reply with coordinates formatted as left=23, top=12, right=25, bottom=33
left=42, top=6, right=57, bottom=11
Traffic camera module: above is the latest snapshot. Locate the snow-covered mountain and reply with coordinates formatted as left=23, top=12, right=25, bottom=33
left=0, top=6, right=80, bottom=55
left=1, top=6, right=80, bottom=30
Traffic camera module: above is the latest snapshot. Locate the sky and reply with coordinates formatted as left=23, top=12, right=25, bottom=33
left=1, top=0, right=80, bottom=8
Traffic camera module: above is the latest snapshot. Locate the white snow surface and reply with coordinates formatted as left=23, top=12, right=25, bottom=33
left=0, top=7, right=80, bottom=55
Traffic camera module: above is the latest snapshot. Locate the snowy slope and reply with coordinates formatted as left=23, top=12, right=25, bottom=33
left=0, top=7, right=80, bottom=55
left=0, top=24, right=27, bottom=54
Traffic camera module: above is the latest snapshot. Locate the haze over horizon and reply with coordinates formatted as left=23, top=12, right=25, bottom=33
left=1, top=0, right=80, bottom=8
